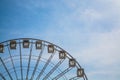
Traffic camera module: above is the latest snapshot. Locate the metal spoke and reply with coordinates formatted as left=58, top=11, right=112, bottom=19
left=43, top=59, right=65, bottom=80
left=26, top=41, right=33, bottom=80
left=69, top=76, right=79, bottom=80
left=0, top=73, right=6, bottom=80
left=0, top=38, right=88, bottom=80
left=84, top=74, right=88, bottom=80
left=0, top=57, right=13, bottom=80
left=19, top=41, right=23, bottom=80
left=30, top=44, right=45, bottom=80
left=36, top=53, right=55, bottom=80
left=7, top=44, right=18, bottom=80
left=52, top=67, right=73, bottom=80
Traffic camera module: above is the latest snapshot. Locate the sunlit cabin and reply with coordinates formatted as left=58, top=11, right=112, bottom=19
left=48, top=45, right=54, bottom=53
left=77, top=68, right=84, bottom=77
left=36, top=40, right=42, bottom=49
left=23, top=40, right=29, bottom=48
left=59, top=51, right=66, bottom=59
left=69, top=59, right=76, bottom=67
left=10, top=40, right=17, bottom=49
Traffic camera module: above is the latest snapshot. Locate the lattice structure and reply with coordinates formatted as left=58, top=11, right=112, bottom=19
left=0, top=38, right=88, bottom=80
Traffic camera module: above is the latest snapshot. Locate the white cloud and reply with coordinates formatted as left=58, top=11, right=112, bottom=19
left=49, top=1, right=120, bottom=79
left=71, top=28, right=120, bottom=80
left=75, top=27, right=120, bottom=64
left=7, top=0, right=120, bottom=79
left=81, top=9, right=102, bottom=21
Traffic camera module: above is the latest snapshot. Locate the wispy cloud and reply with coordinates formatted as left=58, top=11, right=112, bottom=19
left=0, top=0, right=120, bottom=80
left=38, top=0, right=120, bottom=80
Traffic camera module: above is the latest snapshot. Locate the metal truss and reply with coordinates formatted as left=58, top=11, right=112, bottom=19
left=0, top=38, right=88, bottom=80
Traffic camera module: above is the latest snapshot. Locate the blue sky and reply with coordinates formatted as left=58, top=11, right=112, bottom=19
left=0, top=0, right=120, bottom=80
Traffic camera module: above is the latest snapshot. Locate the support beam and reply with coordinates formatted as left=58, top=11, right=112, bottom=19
left=7, top=45, right=18, bottom=80
left=69, top=76, right=79, bottom=80
left=43, top=59, right=64, bottom=80
left=36, top=53, right=55, bottom=80
left=0, top=57, right=13, bottom=80
left=30, top=44, right=45, bottom=80
left=26, top=42, right=33, bottom=80
left=52, top=67, right=73, bottom=80
left=19, top=41, right=23, bottom=80
left=83, top=74, right=88, bottom=80
left=0, top=73, right=6, bottom=80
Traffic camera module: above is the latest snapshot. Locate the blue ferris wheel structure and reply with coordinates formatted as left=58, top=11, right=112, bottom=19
left=0, top=38, right=88, bottom=80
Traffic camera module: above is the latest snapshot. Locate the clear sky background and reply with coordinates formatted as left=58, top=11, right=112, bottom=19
left=0, top=0, right=120, bottom=80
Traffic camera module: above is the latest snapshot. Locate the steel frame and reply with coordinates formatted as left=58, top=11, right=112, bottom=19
left=0, top=38, right=88, bottom=80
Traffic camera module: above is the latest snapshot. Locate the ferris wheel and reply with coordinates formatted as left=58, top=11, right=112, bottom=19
left=0, top=38, right=88, bottom=80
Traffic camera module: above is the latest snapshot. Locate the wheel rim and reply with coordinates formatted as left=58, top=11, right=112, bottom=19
left=0, top=38, right=88, bottom=80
